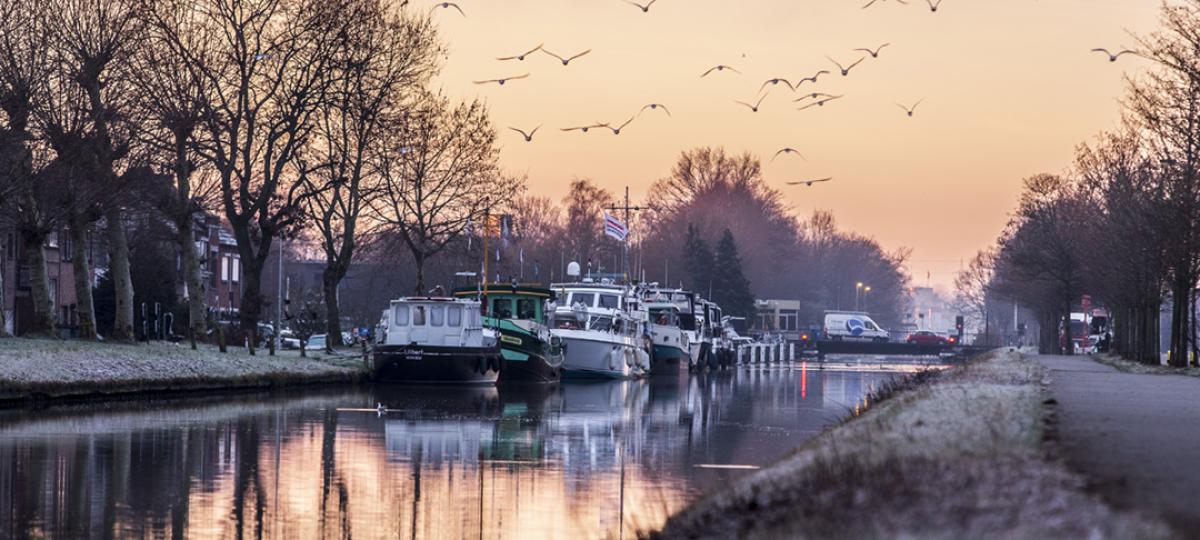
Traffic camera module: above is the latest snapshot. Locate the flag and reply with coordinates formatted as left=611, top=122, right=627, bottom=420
left=604, top=212, right=628, bottom=242
left=465, top=218, right=474, bottom=249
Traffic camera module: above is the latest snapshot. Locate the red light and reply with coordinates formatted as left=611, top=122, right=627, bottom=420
left=801, top=334, right=809, bottom=341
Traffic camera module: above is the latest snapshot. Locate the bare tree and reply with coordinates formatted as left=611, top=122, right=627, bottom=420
left=954, top=248, right=996, bottom=343
left=373, top=93, right=516, bottom=293
left=562, top=178, right=613, bottom=273
left=38, top=0, right=145, bottom=340
left=303, top=1, right=440, bottom=347
left=131, top=0, right=218, bottom=345
left=149, top=0, right=352, bottom=349
left=0, top=1, right=54, bottom=336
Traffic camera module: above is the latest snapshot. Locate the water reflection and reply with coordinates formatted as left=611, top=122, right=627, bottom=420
left=0, top=363, right=904, bottom=539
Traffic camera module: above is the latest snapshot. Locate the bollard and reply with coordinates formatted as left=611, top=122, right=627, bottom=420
left=789, top=343, right=795, bottom=361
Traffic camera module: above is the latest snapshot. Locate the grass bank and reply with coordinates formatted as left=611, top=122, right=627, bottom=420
left=0, top=338, right=365, bottom=406
left=654, top=349, right=1171, bottom=539
left=1092, top=352, right=1200, bottom=378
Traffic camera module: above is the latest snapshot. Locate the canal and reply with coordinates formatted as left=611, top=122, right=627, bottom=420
left=0, top=362, right=920, bottom=539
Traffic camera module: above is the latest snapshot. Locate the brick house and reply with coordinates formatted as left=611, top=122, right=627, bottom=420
left=0, top=228, right=85, bottom=337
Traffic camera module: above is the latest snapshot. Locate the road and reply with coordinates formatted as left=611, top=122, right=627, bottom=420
left=1036, top=354, right=1200, bottom=531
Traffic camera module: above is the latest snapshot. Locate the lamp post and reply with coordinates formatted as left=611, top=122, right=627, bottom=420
left=863, top=286, right=872, bottom=311
left=855, top=282, right=863, bottom=311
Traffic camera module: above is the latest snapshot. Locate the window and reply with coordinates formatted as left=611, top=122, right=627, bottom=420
left=517, top=298, right=537, bottom=320
left=62, top=231, right=73, bottom=261
left=412, top=305, right=426, bottom=326
left=447, top=305, right=463, bottom=327
left=221, top=256, right=230, bottom=282
left=393, top=305, right=409, bottom=326
left=46, top=231, right=58, bottom=248
left=467, top=308, right=481, bottom=328
left=589, top=316, right=612, bottom=332
left=231, top=258, right=240, bottom=283
left=429, top=305, right=444, bottom=326
left=569, top=292, right=595, bottom=308
left=598, top=294, right=620, bottom=309
left=492, top=299, right=513, bottom=319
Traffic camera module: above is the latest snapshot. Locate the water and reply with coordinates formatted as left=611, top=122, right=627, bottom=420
left=0, top=363, right=911, bottom=539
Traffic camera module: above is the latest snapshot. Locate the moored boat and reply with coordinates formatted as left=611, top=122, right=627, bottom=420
left=372, top=297, right=502, bottom=385
left=454, top=284, right=565, bottom=384
left=550, top=282, right=649, bottom=380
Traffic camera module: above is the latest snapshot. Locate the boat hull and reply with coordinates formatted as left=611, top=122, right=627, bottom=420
left=555, top=330, right=642, bottom=379
left=495, top=321, right=564, bottom=384
left=650, top=343, right=688, bottom=375
left=372, top=344, right=501, bottom=385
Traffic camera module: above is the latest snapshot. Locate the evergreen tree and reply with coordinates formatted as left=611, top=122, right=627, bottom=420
left=682, top=224, right=714, bottom=292
left=713, top=229, right=756, bottom=319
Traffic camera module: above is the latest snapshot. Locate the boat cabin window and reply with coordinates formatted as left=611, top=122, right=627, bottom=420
left=412, top=305, right=427, bottom=326
left=393, top=305, right=409, bottom=326
left=492, top=298, right=514, bottom=319
left=589, top=316, right=613, bottom=332
left=429, top=305, right=444, bottom=327
left=554, top=317, right=583, bottom=330
left=467, top=308, right=481, bottom=328
left=447, top=305, right=463, bottom=327
left=650, top=308, right=675, bottom=326
left=570, top=292, right=596, bottom=308
left=598, top=294, right=620, bottom=309
left=517, top=298, right=538, bottom=320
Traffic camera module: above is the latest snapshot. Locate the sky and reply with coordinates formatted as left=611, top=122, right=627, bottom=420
left=430, top=0, right=1161, bottom=292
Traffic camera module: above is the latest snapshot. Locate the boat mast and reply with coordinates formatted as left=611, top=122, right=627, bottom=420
left=607, top=186, right=644, bottom=284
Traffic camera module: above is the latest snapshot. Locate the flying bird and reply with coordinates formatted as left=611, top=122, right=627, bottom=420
left=639, top=103, right=671, bottom=116
left=827, top=55, right=866, bottom=76
left=623, top=0, right=657, bottom=12
left=497, top=44, right=543, bottom=61
left=786, top=177, right=833, bottom=187
left=735, top=94, right=768, bottom=113
left=701, top=64, right=741, bottom=77
left=797, top=96, right=843, bottom=110
left=925, top=0, right=942, bottom=12
left=508, top=126, right=541, bottom=141
left=896, top=99, right=923, bottom=117
left=542, top=48, right=592, bottom=66
left=771, top=148, right=807, bottom=162
left=473, top=73, right=529, bottom=85
left=759, top=78, right=796, bottom=93
left=855, top=43, right=890, bottom=58
left=599, top=117, right=635, bottom=135
left=862, top=0, right=907, bottom=9
left=431, top=2, right=465, bottom=16
left=561, top=123, right=607, bottom=133
left=796, top=70, right=830, bottom=86
left=794, top=92, right=838, bottom=102
left=1091, top=48, right=1137, bottom=62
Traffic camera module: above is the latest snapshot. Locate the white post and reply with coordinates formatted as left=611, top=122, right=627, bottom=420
left=789, top=343, right=795, bottom=361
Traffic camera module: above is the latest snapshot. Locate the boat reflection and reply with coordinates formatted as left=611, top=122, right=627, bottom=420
left=0, top=364, right=906, bottom=539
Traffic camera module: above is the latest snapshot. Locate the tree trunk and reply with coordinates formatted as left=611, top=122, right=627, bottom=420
left=413, top=252, right=426, bottom=295
left=239, top=259, right=264, bottom=355
left=322, top=266, right=343, bottom=349
left=68, top=219, right=96, bottom=339
left=105, top=205, right=134, bottom=341
left=178, top=217, right=206, bottom=345
left=21, top=231, right=54, bottom=336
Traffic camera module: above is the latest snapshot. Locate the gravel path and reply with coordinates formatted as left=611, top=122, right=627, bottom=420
left=1037, top=354, right=1200, bottom=532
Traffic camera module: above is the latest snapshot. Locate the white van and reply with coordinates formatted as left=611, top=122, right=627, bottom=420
left=823, top=312, right=889, bottom=342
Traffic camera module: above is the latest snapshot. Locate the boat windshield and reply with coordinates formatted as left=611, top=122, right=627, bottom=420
left=598, top=294, right=620, bottom=309
left=517, top=298, right=538, bottom=320
left=589, top=316, right=613, bottom=332
left=569, top=292, right=595, bottom=308
left=677, top=313, right=697, bottom=331
left=649, top=308, right=677, bottom=326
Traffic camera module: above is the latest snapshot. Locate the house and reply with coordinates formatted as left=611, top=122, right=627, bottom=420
left=754, top=299, right=803, bottom=342
left=0, top=228, right=84, bottom=337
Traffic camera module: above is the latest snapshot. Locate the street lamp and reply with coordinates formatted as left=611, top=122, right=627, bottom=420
left=863, top=286, right=872, bottom=311
left=855, top=282, right=863, bottom=310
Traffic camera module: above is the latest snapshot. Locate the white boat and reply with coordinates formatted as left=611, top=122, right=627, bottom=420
left=640, top=287, right=691, bottom=373
left=372, top=297, right=503, bottom=384
left=550, top=282, right=649, bottom=379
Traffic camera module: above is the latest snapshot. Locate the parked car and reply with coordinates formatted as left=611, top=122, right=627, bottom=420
left=279, top=330, right=301, bottom=350
left=906, top=330, right=947, bottom=346
left=304, top=334, right=327, bottom=352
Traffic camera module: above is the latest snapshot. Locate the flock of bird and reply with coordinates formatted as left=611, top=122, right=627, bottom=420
left=432, top=0, right=1142, bottom=189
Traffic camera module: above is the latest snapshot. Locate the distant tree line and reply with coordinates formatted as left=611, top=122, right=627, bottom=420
left=964, top=1, right=1200, bottom=365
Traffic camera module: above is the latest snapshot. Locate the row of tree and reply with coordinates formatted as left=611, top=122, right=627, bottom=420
left=959, top=1, right=1200, bottom=365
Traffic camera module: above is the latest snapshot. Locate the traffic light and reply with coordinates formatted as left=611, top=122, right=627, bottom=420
left=955, top=315, right=964, bottom=335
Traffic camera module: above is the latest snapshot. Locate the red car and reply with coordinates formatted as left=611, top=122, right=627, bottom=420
left=906, top=330, right=948, bottom=346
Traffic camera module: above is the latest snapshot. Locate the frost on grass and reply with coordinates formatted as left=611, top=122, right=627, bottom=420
left=0, top=338, right=362, bottom=399
left=1092, top=352, right=1200, bottom=378
left=654, top=349, right=1172, bottom=540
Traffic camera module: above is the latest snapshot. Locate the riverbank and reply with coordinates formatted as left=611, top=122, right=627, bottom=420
left=655, top=349, right=1171, bottom=539
left=1092, top=352, right=1200, bottom=378
left=0, top=338, right=365, bottom=406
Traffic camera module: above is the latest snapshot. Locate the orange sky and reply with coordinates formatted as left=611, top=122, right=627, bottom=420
left=432, top=0, right=1159, bottom=292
